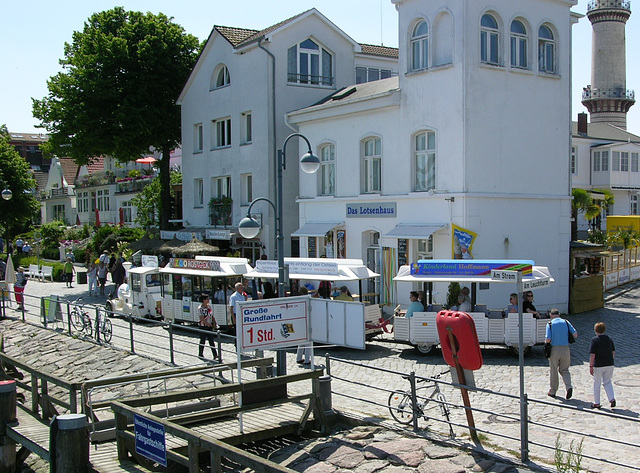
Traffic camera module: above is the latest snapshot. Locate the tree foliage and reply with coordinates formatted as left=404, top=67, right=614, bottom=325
left=131, top=171, right=182, bottom=229
left=33, top=8, right=200, bottom=228
left=0, top=126, right=40, bottom=241
left=571, top=188, right=614, bottom=241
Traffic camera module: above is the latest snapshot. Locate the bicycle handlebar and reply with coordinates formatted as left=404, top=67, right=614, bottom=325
left=402, top=370, right=449, bottom=382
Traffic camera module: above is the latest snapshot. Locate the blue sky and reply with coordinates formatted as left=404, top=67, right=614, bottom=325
left=1, top=0, right=639, bottom=134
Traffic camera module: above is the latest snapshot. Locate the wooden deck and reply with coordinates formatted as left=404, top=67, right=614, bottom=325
left=90, top=402, right=308, bottom=472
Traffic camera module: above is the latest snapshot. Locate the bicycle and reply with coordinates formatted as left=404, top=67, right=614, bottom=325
left=70, top=299, right=93, bottom=337
left=95, top=307, right=113, bottom=343
left=387, top=371, right=454, bottom=437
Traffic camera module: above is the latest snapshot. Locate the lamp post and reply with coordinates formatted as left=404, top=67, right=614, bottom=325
left=0, top=179, right=12, bottom=256
left=238, top=133, right=320, bottom=376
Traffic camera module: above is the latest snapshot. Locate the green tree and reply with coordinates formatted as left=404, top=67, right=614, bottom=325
left=131, top=171, right=182, bottom=229
left=571, top=188, right=605, bottom=241
left=33, top=8, right=200, bottom=229
left=0, top=126, right=40, bottom=248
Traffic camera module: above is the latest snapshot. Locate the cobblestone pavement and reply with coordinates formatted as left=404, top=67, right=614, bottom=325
left=4, top=277, right=640, bottom=472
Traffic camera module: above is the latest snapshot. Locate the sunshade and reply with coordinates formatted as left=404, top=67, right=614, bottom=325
left=4, top=255, right=16, bottom=284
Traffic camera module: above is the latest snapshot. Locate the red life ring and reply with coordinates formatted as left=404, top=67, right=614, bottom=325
left=436, top=310, right=483, bottom=371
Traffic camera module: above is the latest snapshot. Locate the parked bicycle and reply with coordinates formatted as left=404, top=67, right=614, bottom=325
left=95, top=307, right=113, bottom=343
left=70, top=299, right=93, bottom=337
left=69, top=299, right=112, bottom=343
left=387, top=371, right=454, bottom=437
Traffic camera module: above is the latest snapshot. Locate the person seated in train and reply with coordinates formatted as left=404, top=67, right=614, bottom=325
left=523, top=291, right=542, bottom=318
left=405, top=291, right=424, bottom=318
left=456, top=293, right=472, bottom=313
left=506, top=293, right=519, bottom=314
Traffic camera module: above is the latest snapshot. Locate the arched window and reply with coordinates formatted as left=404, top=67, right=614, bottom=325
left=411, top=20, right=429, bottom=71
left=480, top=14, right=500, bottom=65
left=433, top=12, right=453, bottom=67
left=287, top=38, right=334, bottom=86
left=319, top=143, right=335, bottom=196
left=538, top=24, right=556, bottom=73
left=362, top=137, right=381, bottom=193
left=510, top=20, right=528, bottom=69
left=211, top=65, right=230, bottom=90
left=414, top=131, right=436, bottom=191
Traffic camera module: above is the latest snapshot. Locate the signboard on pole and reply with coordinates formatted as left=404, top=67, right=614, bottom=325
left=521, top=277, right=550, bottom=290
left=134, top=414, right=167, bottom=467
left=238, top=296, right=309, bottom=351
left=491, top=269, right=518, bottom=282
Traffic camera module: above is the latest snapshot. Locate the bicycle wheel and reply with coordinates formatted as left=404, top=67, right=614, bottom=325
left=435, top=392, right=451, bottom=421
left=82, top=313, right=93, bottom=338
left=101, top=317, right=113, bottom=343
left=388, top=391, right=415, bottom=424
left=70, top=309, right=85, bottom=332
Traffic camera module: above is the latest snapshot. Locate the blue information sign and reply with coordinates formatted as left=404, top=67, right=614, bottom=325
left=134, top=414, right=167, bottom=467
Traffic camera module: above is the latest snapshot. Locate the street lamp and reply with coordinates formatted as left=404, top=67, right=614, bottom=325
left=238, top=133, right=320, bottom=376
left=0, top=179, right=12, bottom=256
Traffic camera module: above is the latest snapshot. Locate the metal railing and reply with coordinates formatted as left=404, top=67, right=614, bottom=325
left=323, top=355, right=640, bottom=472
left=582, top=87, right=635, bottom=101
left=587, top=0, right=631, bottom=12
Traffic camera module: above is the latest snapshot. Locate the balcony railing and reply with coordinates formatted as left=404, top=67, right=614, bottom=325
left=587, top=0, right=631, bottom=12
left=75, top=173, right=116, bottom=188
left=116, top=177, right=154, bottom=193
left=582, top=86, right=635, bottom=101
left=287, top=73, right=334, bottom=87
left=209, top=204, right=232, bottom=227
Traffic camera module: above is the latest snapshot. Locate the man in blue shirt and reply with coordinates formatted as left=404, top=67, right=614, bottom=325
left=545, top=309, right=578, bottom=399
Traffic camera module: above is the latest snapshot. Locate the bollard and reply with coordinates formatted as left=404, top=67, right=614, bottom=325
left=317, top=375, right=333, bottom=413
left=0, top=380, right=17, bottom=473
left=52, top=414, right=89, bottom=473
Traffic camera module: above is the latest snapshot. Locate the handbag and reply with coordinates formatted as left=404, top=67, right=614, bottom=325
left=543, top=342, right=552, bottom=358
left=565, top=321, right=575, bottom=344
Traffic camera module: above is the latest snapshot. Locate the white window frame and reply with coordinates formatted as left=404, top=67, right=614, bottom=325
left=593, top=151, right=601, bottom=172
left=194, top=123, right=203, bottom=153
left=602, top=150, right=609, bottom=171
left=194, top=179, right=203, bottom=207
left=612, top=151, right=620, bottom=171
left=241, top=174, right=253, bottom=205
left=241, top=112, right=252, bottom=144
left=212, top=118, right=231, bottom=149
left=411, top=20, right=429, bottom=72
left=632, top=152, right=639, bottom=172
left=121, top=201, right=133, bottom=224
left=355, top=66, right=393, bottom=84
left=538, top=24, right=556, bottom=74
left=214, top=65, right=230, bottom=89
left=510, top=20, right=528, bottom=69
left=319, top=143, right=335, bottom=196
left=287, top=38, right=333, bottom=86
left=621, top=151, right=629, bottom=172
left=53, top=204, right=65, bottom=222
left=212, top=176, right=231, bottom=200
left=362, top=137, right=382, bottom=194
left=414, top=131, right=436, bottom=191
left=481, top=14, right=500, bottom=65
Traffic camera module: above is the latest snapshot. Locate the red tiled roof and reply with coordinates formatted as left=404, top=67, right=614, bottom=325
left=86, top=156, right=104, bottom=174
left=359, top=43, right=399, bottom=58
left=58, top=158, right=81, bottom=185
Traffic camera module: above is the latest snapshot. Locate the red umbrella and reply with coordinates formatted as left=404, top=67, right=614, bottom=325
left=119, top=207, right=124, bottom=226
left=135, top=156, right=157, bottom=165
left=95, top=208, right=101, bottom=227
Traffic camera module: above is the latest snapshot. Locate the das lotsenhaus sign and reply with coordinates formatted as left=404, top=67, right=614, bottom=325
left=238, top=296, right=309, bottom=350
left=346, top=202, right=396, bottom=217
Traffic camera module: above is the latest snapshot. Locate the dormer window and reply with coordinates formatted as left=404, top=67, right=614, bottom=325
left=287, top=39, right=334, bottom=86
left=211, top=65, right=230, bottom=90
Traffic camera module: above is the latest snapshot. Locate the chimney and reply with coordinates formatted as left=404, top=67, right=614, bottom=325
left=577, top=113, right=588, bottom=135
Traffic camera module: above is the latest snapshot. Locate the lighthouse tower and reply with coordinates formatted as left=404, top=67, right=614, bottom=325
left=581, top=0, right=635, bottom=129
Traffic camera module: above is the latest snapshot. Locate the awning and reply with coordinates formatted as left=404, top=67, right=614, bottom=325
left=292, top=221, right=342, bottom=237
left=383, top=223, right=447, bottom=239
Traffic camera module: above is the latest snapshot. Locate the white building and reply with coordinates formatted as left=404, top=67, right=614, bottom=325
left=289, top=0, right=577, bottom=311
left=177, top=9, right=398, bottom=260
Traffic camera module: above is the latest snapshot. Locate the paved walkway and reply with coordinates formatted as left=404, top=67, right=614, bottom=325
left=4, top=276, right=640, bottom=472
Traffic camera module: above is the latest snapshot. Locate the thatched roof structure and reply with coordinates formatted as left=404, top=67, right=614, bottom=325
left=171, top=238, right=219, bottom=257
